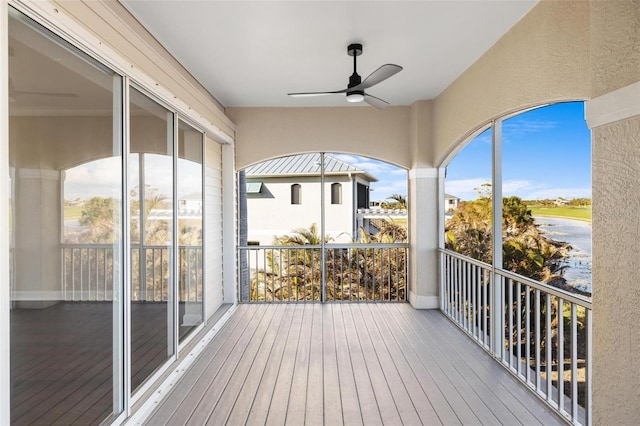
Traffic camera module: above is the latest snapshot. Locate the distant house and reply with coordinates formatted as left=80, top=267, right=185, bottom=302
left=244, top=153, right=378, bottom=244
left=445, top=193, right=460, bottom=212
left=555, top=197, right=570, bottom=206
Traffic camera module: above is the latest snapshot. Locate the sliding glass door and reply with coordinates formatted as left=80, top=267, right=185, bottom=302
left=7, top=6, right=208, bottom=423
left=129, top=88, right=175, bottom=393
left=9, top=8, right=124, bottom=423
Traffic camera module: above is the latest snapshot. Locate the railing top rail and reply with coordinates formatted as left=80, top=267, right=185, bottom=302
left=61, top=243, right=202, bottom=249
left=239, top=243, right=409, bottom=250
left=440, top=248, right=592, bottom=309
left=439, top=248, right=492, bottom=269
left=496, top=268, right=592, bottom=308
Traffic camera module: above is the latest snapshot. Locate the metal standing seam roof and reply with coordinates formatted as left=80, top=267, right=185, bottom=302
left=244, top=153, right=378, bottom=182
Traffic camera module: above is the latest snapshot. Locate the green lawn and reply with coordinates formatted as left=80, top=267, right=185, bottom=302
left=529, top=206, right=591, bottom=222
left=64, top=206, right=84, bottom=220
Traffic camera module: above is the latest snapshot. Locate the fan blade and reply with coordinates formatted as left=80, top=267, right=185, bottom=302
left=288, top=89, right=347, bottom=97
left=363, top=94, right=389, bottom=110
left=353, top=64, right=402, bottom=91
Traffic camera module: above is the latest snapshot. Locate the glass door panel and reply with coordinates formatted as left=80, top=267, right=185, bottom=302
left=177, top=120, right=203, bottom=341
left=9, top=8, right=123, bottom=423
left=129, top=88, right=175, bottom=392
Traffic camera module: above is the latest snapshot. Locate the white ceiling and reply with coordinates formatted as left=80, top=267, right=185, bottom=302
left=121, top=1, right=538, bottom=108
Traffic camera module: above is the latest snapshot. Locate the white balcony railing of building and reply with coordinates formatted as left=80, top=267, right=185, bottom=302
left=439, top=248, right=592, bottom=426
left=61, top=244, right=203, bottom=302
left=238, top=243, right=408, bottom=302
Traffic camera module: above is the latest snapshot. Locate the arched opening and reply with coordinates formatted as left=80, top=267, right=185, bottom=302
left=238, top=152, right=408, bottom=302
left=440, top=101, right=591, bottom=419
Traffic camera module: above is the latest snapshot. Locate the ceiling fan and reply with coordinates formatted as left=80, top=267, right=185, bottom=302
left=288, top=43, right=402, bottom=109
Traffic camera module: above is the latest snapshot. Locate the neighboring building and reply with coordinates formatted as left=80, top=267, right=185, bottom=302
left=244, top=153, right=377, bottom=244
left=445, top=193, right=460, bottom=212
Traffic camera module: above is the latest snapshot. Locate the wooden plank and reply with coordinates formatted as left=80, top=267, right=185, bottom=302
left=284, top=303, right=314, bottom=425
left=365, top=303, right=443, bottom=425
left=150, top=305, right=263, bottom=425
left=382, top=304, right=484, bottom=425
left=375, top=304, right=461, bottom=425
left=322, top=304, right=343, bottom=426
left=392, top=304, right=528, bottom=425
left=417, top=309, right=561, bottom=424
left=246, top=304, right=305, bottom=425
left=205, top=304, right=287, bottom=424
left=224, top=304, right=297, bottom=425
left=352, top=305, right=422, bottom=425
left=305, top=303, right=325, bottom=425
left=344, top=305, right=400, bottom=425
left=331, top=305, right=364, bottom=426
left=179, top=305, right=276, bottom=425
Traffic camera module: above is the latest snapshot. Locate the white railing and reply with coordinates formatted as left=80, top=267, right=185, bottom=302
left=61, top=244, right=202, bottom=302
left=440, top=249, right=592, bottom=426
left=238, top=243, right=408, bottom=302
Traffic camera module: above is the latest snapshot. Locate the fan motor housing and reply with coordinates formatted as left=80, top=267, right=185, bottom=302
left=347, top=43, right=363, bottom=57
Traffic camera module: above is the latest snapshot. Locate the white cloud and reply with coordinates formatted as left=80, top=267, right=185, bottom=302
left=445, top=178, right=490, bottom=200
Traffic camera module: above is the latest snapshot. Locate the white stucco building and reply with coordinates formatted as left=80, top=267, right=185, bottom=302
left=244, top=153, right=377, bottom=244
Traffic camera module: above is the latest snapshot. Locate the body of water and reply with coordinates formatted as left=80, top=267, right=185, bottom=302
left=535, top=217, right=592, bottom=294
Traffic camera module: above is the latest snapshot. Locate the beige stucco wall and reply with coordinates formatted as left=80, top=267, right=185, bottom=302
left=227, top=106, right=412, bottom=170
left=589, top=1, right=640, bottom=424
left=433, top=0, right=590, bottom=166
left=592, top=116, right=640, bottom=425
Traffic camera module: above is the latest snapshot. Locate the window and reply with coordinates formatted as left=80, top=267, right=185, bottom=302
left=331, top=183, right=342, bottom=204
left=291, top=184, right=301, bottom=204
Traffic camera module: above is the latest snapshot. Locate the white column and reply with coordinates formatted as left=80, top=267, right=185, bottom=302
left=408, top=168, right=440, bottom=309
left=13, top=168, right=62, bottom=308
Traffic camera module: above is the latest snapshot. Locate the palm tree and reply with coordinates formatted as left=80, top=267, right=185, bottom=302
left=384, top=193, right=407, bottom=209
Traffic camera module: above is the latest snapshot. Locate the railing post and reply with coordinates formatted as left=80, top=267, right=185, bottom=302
left=491, top=119, right=503, bottom=357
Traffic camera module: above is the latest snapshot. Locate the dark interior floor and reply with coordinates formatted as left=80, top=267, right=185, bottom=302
left=10, top=301, right=196, bottom=425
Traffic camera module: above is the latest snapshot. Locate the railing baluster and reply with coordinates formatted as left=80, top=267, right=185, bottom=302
left=517, top=281, right=522, bottom=377
left=508, top=278, right=513, bottom=368
left=558, top=297, right=565, bottom=415
left=546, top=292, right=552, bottom=402
left=535, top=289, right=541, bottom=392
left=571, top=303, right=578, bottom=422
left=526, top=285, right=531, bottom=385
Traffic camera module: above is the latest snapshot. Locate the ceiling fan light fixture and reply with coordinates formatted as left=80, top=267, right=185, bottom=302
left=346, top=91, right=364, bottom=103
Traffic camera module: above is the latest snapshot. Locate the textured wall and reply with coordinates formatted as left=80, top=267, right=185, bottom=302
left=592, top=116, right=640, bottom=424
left=228, top=106, right=411, bottom=170
left=590, top=0, right=640, bottom=98
left=433, top=0, right=590, bottom=166
left=590, top=1, right=640, bottom=423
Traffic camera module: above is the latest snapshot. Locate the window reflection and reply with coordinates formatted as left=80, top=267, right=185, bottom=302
left=9, top=8, right=122, bottom=423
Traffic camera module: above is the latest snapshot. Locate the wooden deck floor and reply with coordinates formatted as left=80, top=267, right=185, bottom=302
left=146, top=303, right=564, bottom=425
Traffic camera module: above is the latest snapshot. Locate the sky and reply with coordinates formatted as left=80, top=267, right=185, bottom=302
left=445, top=101, right=591, bottom=200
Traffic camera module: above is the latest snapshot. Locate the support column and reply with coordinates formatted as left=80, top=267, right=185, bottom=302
left=586, top=81, right=640, bottom=425
left=408, top=168, right=440, bottom=309
left=13, top=168, right=62, bottom=308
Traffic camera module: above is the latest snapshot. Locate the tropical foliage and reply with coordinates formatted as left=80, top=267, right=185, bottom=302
left=445, top=189, right=568, bottom=283
left=248, top=222, right=407, bottom=302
